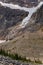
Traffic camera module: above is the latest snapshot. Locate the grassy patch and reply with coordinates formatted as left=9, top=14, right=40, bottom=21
left=35, top=60, right=42, bottom=64
left=12, top=39, right=18, bottom=43
left=0, top=49, right=42, bottom=64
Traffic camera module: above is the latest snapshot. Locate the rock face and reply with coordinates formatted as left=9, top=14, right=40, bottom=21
left=26, top=4, right=43, bottom=32
left=31, top=5, right=43, bottom=24
left=0, top=2, right=43, bottom=40
left=0, top=0, right=38, bottom=7
left=0, top=6, right=28, bottom=29
left=0, top=55, right=37, bottom=65
left=0, top=5, right=28, bottom=39
left=0, top=55, right=42, bottom=65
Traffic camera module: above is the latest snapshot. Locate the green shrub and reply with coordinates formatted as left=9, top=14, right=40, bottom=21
left=35, top=60, right=42, bottom=64
left=0, top=49, right=42, bottom=64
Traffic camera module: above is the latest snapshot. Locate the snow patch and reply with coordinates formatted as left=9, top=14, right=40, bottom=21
left=0, top=40, right=6, bottom=43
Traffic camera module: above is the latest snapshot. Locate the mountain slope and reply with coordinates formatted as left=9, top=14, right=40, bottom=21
left=0, top=2, right=43, bottom=62
left=25, top=4, right=43, bottom=31
left=5, top=2, right=43, bottom=40
left=0, top=5, right=28, bottom=40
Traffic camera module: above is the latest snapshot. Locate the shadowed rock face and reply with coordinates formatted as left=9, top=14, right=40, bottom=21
left=32, top=5, right=43, bottom=24
left=0, top=0, right=38, bottom=7
left=0, top=3, right=43, bottom=40
left=0, top=6, right=28, bottom=39
left=5, top=5, right=43, bottom=40
left=0, top=0, right=38, bottom=3
left=0, top=6, right=28, bottom=30
left=25, top=5, right=43, bottom=32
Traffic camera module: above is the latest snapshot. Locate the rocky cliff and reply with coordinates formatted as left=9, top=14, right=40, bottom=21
left=25, top=4, right=43, bottom=32
left=0, top=5, right=28, bottom=39
left=0, top=2, right=43, bottom=40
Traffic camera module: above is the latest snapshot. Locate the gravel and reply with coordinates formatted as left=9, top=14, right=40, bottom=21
left=0, top=55, right=43, bottom=65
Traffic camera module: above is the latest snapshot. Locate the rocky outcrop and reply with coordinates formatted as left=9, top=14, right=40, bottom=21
left=0, top=55, right=35, bottom=65
left=0, top=2, right=43, bottom=40
left=0, top=5, right=28, bottom=39
left=25, top=4, right=43, bottom=32
left=31, top=5, right=43, bottom=24
left=0, top=6, right=28, bottom=29
left=0, top=0, right=38, bottom=7
left=1, top=3, right=43, bottom=40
